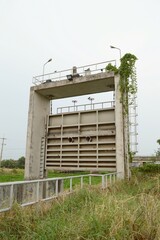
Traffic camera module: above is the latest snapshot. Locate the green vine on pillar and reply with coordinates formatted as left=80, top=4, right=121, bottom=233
left=106, top=53, right=138, bottom=164
left=106, top=53, right=138, bottom=113
left=119, top=53, right=137, bottom=114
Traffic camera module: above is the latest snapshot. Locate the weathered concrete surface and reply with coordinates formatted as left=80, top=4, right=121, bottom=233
left=0, top=180, right=63, bottom=210
left=25, top=71, right=126, bottom=179
left=25, top=90, right=50, bottom=179
left=33, top=72, right=115, bottom=99
left=114, top=75, right=125, bottom=178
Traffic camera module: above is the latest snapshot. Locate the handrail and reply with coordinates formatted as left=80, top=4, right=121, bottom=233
left=57, top=101, right=115, bottom=114
left=32, top=59, right=116, bottom=85
left=0, top=172, right=122, bottom=213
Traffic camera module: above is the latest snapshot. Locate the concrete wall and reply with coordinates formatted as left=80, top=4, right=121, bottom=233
left=25, top=88, right=50, bottom=179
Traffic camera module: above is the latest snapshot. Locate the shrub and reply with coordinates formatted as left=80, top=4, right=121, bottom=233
left=1, top=159, right=16, bottom=169
left=138, top=163, right=160, bottom=173
left=1, top=157, right=25, bottom=169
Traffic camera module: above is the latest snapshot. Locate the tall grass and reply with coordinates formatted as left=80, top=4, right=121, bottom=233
left=0, top=173, right=160, bottom=239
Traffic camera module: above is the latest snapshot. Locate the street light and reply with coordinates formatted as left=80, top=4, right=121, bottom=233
left=110, top=45, right=121, bottom=59
left=110, top=46, right=122, bottom=105
left=72, top=100, right=77, bottom=111
left=43, top=58, right=52, bottom=80
left=88, top=97, right=94, bottom=109
left=67, top=74, right=73, bottom=81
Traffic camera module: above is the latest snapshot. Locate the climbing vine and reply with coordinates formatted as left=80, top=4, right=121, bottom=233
left=106, top=53, right=138, bottom=164
left=105, top=63, right=119, bottom=74
left=106, top=53, right=138, bottom=114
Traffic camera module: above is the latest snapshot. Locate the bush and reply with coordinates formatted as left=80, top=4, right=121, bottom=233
left=16, top=157, right=25, bottom=169
left=1, top=159, right=16, bottom=169
left=138, top=163, right=160, bottom=173
left=1, top=157, right=25, bottom=169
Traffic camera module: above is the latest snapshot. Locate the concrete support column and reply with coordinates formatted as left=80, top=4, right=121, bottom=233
left=25, top=87, right=50, bottom=180
left=114, top=75, right=125, bottom=179
left=123, top=105, right=130, bottom=179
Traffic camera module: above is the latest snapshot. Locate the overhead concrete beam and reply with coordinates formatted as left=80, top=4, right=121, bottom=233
left=33, top=72, right=115, bottom=99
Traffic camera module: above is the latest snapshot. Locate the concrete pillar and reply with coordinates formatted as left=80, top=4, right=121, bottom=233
left=25, top=87, right=50, bottom=180
left=123, top=105, right=130, bottom=179
left=114, top=75, right=125, bottom=179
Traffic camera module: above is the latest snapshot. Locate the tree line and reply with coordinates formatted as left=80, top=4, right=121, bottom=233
left=1, top=156, right=25, bottom=169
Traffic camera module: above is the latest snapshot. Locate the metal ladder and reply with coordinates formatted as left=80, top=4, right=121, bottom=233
left=128, top=92, right=138, bottom=154
left=39, top=137, right=45, bottom=178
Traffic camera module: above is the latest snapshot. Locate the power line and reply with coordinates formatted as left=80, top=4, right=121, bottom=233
left=0, top=137, right=7, bottom=167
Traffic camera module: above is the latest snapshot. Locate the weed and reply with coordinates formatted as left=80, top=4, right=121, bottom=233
left=0, top=174, right=160, bottom=239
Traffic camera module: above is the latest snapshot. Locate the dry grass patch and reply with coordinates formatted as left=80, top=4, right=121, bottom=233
left=0, top=174, right=160, bottom=239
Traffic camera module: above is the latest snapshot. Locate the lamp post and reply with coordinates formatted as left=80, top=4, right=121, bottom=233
left=43, top=58, right=52, bottom=81
left=110, top=45, right=121, bottom=59
left=110, top=45, right=122, bottom=104
left=72, top=100, right=77, bottom=111
left=88, top=97, right=94, bottom=109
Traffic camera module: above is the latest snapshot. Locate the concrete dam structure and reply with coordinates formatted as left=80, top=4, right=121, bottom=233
left=25, top=60, right=134, bottom=180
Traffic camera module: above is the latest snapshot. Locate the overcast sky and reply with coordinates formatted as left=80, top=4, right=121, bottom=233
left=0, top=0, right=160, bottom=159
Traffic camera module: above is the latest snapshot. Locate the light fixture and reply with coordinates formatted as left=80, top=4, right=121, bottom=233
left=88, top=97, right=94, bottom=109
left=45, top=79, right=52, bottom=83
left=72, top=100, right=77, bottom=111
left=110, top=45, right=121, bottom=59
left=43, top=58, right=52, bottom=81
left=66, top=74, right=73, bottom=81
left=88, top=97, right=94, bottom=102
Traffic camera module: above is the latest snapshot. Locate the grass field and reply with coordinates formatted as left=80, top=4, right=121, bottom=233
left=0, top=168, right=103, bottom=189
left=0, top=168, right=24, bottom=182
left=0, top=171, right=160, bottom=239
left=0, top=168, right=90, bottom=182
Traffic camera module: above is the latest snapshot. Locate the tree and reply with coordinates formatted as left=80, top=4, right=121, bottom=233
left=157, top=139, right=160, bottom=145
left=1, top=159, right=16, bottom=168
left=16, top=156, right=25, bottom=169
left=1, top=156, right=25, bottom=169
left=156, top=139, right=160, bottom=157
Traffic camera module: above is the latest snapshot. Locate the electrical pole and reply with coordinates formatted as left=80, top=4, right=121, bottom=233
left=0, top=137, right=6, bottom=167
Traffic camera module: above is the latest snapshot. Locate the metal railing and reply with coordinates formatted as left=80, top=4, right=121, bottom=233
left=57, top=101, right=115, bottom=114
left=33, top=60, right=116, bottom=85
left=0, top=172, right=121, bottom=213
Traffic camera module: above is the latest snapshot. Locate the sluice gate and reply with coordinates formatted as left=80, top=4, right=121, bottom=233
left=25, top=60, right=128, bottom=179
left=46, top=107, right=116, bottom=171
